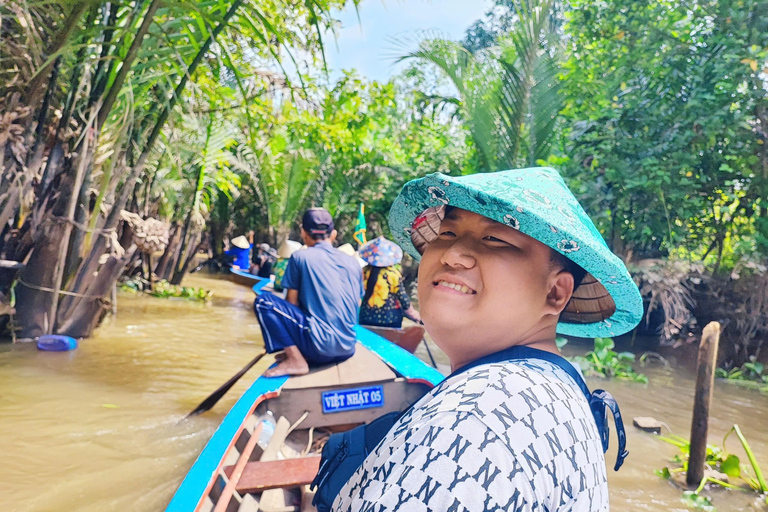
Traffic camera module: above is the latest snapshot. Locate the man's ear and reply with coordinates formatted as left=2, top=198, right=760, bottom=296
left=329, top=229, right=338, bottom=243
left=545, top=270, right=575, bottom=315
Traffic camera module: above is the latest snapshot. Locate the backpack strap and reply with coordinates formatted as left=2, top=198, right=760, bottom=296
left=454, top=345, right=629, bottom=472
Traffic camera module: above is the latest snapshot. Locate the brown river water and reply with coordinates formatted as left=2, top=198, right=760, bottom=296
left=1, top=273, right=767, bottom=512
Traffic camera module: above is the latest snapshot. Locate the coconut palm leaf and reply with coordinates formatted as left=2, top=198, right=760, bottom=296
left=397, top=0, right=563, bottom=170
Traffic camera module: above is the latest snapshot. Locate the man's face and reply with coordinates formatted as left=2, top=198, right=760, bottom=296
left=418, top=208, right=563, bottom=367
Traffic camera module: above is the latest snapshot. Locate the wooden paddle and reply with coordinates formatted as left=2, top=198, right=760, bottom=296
left=421, top=338, right=438, bottom=368
left=186, top=351, right=268, bottom=418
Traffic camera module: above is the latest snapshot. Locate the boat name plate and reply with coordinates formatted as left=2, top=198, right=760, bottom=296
left=321, top=385, right=384, bottom=414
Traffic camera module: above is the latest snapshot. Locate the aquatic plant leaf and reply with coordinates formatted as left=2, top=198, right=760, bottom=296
left=655, top=467, right=672, bottom=479
left=594, top=337, right=615, bottom=353
left=617, top=351, right=636, bottom=362
left=681, top=491, right=715, bottom=511
left=720, top=454, right=741, bottom=477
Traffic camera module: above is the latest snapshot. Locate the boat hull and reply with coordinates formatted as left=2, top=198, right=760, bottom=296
left=165, top=326, right=443, bottom=512
left=229, top=268, right=264, bottom=287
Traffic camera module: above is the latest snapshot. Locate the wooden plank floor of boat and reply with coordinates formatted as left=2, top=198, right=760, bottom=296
left=282, top=343, right=396, bottom=390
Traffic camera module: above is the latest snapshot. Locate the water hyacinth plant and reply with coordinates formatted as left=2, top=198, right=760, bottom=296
left=716, top=358, right=768, bottom=393
left=565, top=337, right=649, bottom=384
left=655, top=425, right=768, bottom=510
left=121, top=279, right=212, bottom=301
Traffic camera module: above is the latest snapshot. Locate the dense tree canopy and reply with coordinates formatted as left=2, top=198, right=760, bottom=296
left=558, top=0, right=768, bottom=268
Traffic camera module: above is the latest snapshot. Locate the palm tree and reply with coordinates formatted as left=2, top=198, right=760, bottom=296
left=397, top=0, right=563, bottom=171
left=0, top=0, right=353, bottom=338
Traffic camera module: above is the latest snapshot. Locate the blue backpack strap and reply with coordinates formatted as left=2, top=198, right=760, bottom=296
left=591, top=389, right=629, bottom=471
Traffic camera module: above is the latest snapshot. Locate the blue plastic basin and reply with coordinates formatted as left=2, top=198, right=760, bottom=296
left=37, top=335, right=78, bottom=352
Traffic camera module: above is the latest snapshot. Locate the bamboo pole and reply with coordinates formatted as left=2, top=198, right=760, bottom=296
left=687, top=321, right=721, bottom=487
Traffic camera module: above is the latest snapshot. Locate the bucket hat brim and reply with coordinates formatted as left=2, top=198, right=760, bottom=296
left=359, top=236, right=404, bottom=267
left=388, top=168, right=643, bottom=338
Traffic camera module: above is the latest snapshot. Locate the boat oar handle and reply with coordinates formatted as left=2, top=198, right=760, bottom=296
left=185, top=351, right=268, bottom=419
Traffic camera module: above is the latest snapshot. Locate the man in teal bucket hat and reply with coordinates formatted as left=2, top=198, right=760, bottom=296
left=332, top=168, right=643, bottom=511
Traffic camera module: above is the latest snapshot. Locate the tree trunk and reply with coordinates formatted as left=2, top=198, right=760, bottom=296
left=171, top=232, right=201, bottom=285
left=57, top=245, right=137, bottom=337
left=14, top=219, right=69, bottom=338
left=155, top=222, right=182, bottom=279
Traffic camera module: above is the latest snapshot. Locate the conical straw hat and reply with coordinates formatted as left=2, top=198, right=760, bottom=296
left=389, top=168, right=643, bottom=338
left=231, top=235, right=250, bottom=249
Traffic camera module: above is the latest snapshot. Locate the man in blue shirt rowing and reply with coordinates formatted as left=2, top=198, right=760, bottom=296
left=254, top=208, right=364, bottom=377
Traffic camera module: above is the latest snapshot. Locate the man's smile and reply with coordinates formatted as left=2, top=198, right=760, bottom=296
left=432, top=275, right=477, bottom=295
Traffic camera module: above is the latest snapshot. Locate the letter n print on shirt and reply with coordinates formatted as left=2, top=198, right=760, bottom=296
left=445, top=435, right=471, bottom=463
left=491, top=402, right=518, bottom=429
left=519, top=386, right=543, bottom=411
left=374, top=461, right=396, bottom=481
left=414, top=475, right=442, bottom=505
left=522, top=443, right=544, bottom=472
left=472, top=459, right=501, bottom=491
left=502, top=488, right=529, bottom=512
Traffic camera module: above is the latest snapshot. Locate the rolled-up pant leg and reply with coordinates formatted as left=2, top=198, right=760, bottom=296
left=253, top=291, right=313, bottom=356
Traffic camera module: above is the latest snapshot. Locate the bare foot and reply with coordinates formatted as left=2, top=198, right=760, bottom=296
left=264, top=359, right=309, bottom=377
left=274, top=352, right=287, bottom=362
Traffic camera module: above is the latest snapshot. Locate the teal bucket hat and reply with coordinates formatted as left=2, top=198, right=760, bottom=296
left=388, top=167, right=643, bottom=338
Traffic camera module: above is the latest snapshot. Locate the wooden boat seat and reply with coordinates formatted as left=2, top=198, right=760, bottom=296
left=282, top=344, right=396, bottom=390
left=223, top=456, right=322, bottom=494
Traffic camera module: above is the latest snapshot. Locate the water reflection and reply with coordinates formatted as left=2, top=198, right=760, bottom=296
left=0, top=274, right=766, bottom=511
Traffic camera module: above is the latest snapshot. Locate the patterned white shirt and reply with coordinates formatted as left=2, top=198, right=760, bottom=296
left=333, top=359, right=609, bottom=511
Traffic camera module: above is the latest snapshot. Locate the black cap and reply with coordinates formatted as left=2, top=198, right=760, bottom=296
left=302, top=208, right=334, bottom=235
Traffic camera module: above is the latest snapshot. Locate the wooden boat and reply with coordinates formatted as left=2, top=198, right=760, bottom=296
left=165, top=326, right=443, bottom=512
left=251, top=280, right=270, bottom=296
left=363, top=325, right=425, bottom=354
left=230, top=268, right=265, bottom=287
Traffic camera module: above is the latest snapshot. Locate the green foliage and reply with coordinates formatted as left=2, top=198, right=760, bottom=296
left=655, top=424, right=767, bottom=509
left=570, top=338, right=649, bottom=383
left=716, top=358, right=768, bottom=393
left=558, top=0, right=768, bottom=265
left=218, top=70, right=471, bottom=247
left=681, top=491, right=715, bottom=511
left=148, top=281, right=212, bottom=301
left=399, top=0, right=563, bottom=171
left=120, top=279, right=211, bottom=301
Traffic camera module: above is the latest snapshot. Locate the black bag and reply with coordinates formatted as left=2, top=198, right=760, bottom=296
left=310, top=345, right=628, bottom=511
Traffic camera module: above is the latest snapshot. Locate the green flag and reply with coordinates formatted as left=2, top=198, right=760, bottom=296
left=353, top=203, right=367, bottom=247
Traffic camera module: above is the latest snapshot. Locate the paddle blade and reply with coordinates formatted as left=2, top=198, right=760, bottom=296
left=185, top=351, right=267, bottom=418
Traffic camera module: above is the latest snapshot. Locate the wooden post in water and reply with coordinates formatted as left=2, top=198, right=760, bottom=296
left=687, top=321, right=721, bottom=487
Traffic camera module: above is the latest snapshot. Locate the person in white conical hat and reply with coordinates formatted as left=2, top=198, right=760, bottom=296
left=336, top=243, right=367, bottom=268
left=272, top=240, right=302, bottom=291
left=224, top=232, right=253, bottom=270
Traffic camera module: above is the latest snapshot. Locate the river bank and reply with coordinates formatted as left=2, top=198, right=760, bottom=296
left=1, top=274, right=766, bottom=511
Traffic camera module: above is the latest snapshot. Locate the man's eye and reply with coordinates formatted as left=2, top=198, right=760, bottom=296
left=485, top=236, right=510, bottom=245
left=438, top=230, right=456, bottom=237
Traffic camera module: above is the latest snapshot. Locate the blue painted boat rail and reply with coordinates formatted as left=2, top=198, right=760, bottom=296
left=229, top=268, right=260, bottom=280
left=164, top=327, right=443, bottom=512
left=251, top=279, right=269, bottom=295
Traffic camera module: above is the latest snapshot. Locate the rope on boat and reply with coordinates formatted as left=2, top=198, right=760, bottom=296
left=283, top=410, right=310, bottom=460
left=302, top=427, right=315, bottom=457
left=286, top=410, right=310, bottom=437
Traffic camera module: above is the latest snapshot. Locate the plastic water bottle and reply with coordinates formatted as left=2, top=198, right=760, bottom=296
left=257, top=410, right=276, bottom=450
